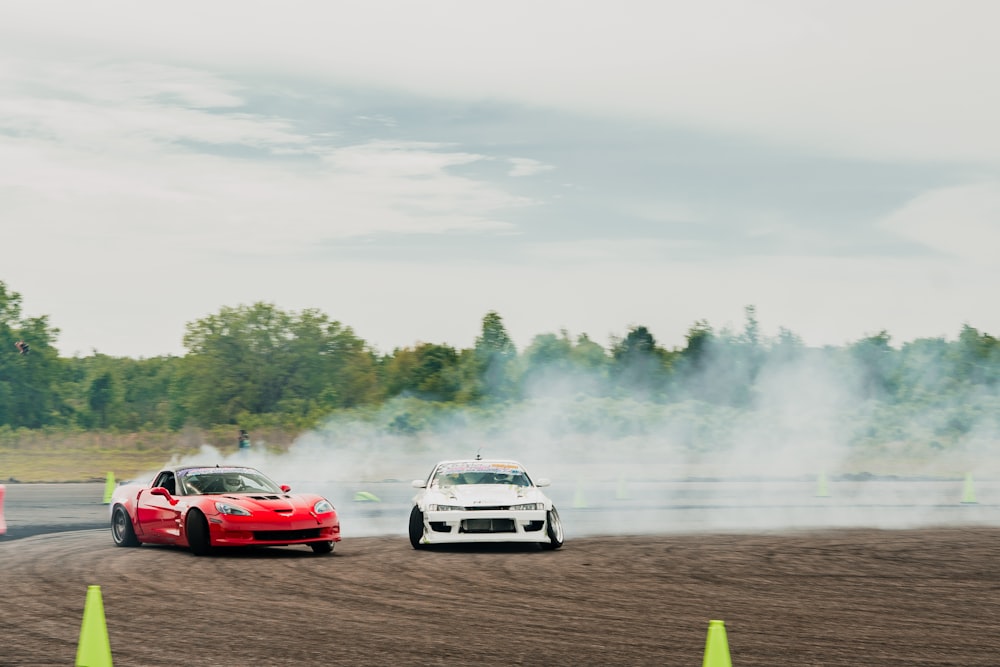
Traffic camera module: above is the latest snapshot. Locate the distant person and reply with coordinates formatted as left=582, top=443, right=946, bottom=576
left=14, top=340, right=29, bottom=355
left=238, top=429, right=250, bottom=450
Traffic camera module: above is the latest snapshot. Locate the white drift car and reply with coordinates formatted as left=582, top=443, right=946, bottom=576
left=409, top=458, right=564, bottom=549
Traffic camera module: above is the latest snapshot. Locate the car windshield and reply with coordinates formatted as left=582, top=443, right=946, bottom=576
left=178, top=468, right=282, bottom=495
left=433, top=465, right=531, bottom=487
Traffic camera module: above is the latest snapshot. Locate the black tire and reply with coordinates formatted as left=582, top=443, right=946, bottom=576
left=408, top=506, right=426, bottom=549
left=111, top=506, right=141, bottom=547
left=541, top=507, right=564, bottom=550
left=185, top=510, right=212, bottom=556
left=310, top=541, right=334, bottom=554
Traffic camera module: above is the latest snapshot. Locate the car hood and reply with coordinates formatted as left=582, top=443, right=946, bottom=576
left=211, top=493, right=318, bottom=513
left=426, top=485, right=546, bottom=507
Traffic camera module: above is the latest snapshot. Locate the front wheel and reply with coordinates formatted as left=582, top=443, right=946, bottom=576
left=541, top=507, right=564, bottom=550
left=111, top=506, right=141, bottom=547
left=310, top=541, right=335, bottom=554
left=408, top=506, right=426, bottom=549
left=186, top=510, right=212, bottom=556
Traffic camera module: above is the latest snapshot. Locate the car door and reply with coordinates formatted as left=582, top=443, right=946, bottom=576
left=135, top=472, right=183, bottom=542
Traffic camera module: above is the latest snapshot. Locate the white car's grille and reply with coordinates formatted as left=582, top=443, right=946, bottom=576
left=461, top=518, right=516, bottom=533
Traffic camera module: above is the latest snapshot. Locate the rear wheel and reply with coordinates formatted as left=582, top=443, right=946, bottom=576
left=310, top=541, right=334, bottom=554
left=541, top=507, right=564, bottom=550
left=408, top=506, right=426, bottom=549
left=185, top=510, right=212, bottom=556
left=111, top=506, right=140, bottom=547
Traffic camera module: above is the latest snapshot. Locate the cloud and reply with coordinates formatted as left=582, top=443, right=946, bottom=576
left=523, top=238, right=701, bottom=263
left=2, top=1, right=1000, bottom=361
left=0, top=59, right=531, bottom=257
left=879, top=183, right=1000, bottom=264
left=508, top=157, right=554, bottom=177
left=5, top=1, right=999, bottom=164
left=0, top=60, right=294, bottom=149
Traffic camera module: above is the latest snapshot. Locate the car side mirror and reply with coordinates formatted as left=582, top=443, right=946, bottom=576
left=150, top=487, right=179, bottom=505
left=412, top=479, right=427, bottom=489
left=535, top=478, right=551, bottom=487
left=280, top=484, right=291, bottom=493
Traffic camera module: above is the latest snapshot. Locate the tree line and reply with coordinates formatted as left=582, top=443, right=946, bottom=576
left=1, top=281, right=998, bottom=437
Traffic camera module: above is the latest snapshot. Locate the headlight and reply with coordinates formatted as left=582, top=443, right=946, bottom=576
left=215, top=502, right=251, bottom=516
left=428, top=504, right=463, bottom=511
left=313, top=499, right=335, bottom=514
left=511, top=503, right=544, bottom=511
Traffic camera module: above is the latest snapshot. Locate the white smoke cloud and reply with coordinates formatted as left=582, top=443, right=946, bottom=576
left=149, top=338, right=1000, bottom=540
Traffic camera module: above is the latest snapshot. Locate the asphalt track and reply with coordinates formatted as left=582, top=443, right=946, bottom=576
left=2, top=481, right=1000, bottom=665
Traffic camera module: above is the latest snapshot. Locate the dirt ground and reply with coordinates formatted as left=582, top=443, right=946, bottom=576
left=2, top=524, right=1000, bottom=666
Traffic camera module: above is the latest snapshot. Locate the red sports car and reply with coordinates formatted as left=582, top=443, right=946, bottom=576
left=109, top=465, right=340, bottom=556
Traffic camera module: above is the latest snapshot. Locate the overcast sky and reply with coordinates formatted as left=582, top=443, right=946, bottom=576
left=2, top=1, right=999, bottom=358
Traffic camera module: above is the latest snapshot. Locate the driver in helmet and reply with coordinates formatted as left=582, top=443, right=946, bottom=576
left=223, top=473, right=244, bottom=493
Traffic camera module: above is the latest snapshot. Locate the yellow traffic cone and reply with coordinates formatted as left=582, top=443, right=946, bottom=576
left=615, top=474, right=630, bottom=500
left=961, top=472, right=978, bottom=505
left=702, top=619, right=732, bottom=667
left=573, top=479, right=588, bottom=509
left=0, top=483, right=7, bottom=536
left=76, top=585, right=113, bottom=667
left=102, top=472, right=116, bottom=504
left=816, top=472, right=830, bottom=498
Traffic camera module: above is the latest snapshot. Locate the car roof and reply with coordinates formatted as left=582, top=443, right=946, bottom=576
left=162, top=465, right=263, bottom=475
left=435, top=458, right=524, bottom=467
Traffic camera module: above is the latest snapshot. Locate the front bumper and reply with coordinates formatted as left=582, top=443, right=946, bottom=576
left=421, top=508, right=548, bottom=544
left=206, top=513, right=341, bottom=547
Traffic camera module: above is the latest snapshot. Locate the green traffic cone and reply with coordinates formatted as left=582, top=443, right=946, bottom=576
left=702, top=619, right=732, bottom=667
left=76, top=585, right=113, bottom=667
left=615, top=474, right=630, bottom=500
left=816, top=472, right=830, bottom=498
left=573, top=479, right=588, bottom=509
left=961, top=472, right=978, bottom=504
left=0, top=483, right=7, bottom=536
left=102, top=472, right=116, bottom=504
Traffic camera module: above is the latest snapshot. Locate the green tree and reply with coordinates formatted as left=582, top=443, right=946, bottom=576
left=570, top=333, right=609, bottom=372
left=413, top=344, right=460, bottom=401
left=324, top=330, right=380, bottom=409
left=849, top=330, right=897, bottom=399
left=472, top=311, right=518, bottom=401
left=520, top=330, right=612, bottom=397
left=894, top=337, right=953, bottom=402
left=381, top=347, right=419, bottom=398
left=675, top=320, right=754, bottom=406
left=522, top=332, right=574, bottom=376
left=87, top=372, right=114, bottom=429
left=611, top=325, right=670, bottom=395
left=769, top=327, right=804, bottom=366
left=950, top=324, right=999, bottom=387
left=679, top=320, right=714, bottom=373
left=181, top=302, right=378, bottom=425
left=0, top=281, right=64, bottom=428
left=280, top=309, right=380, bottom=410
left=99, top=355, right=185, bottom=429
